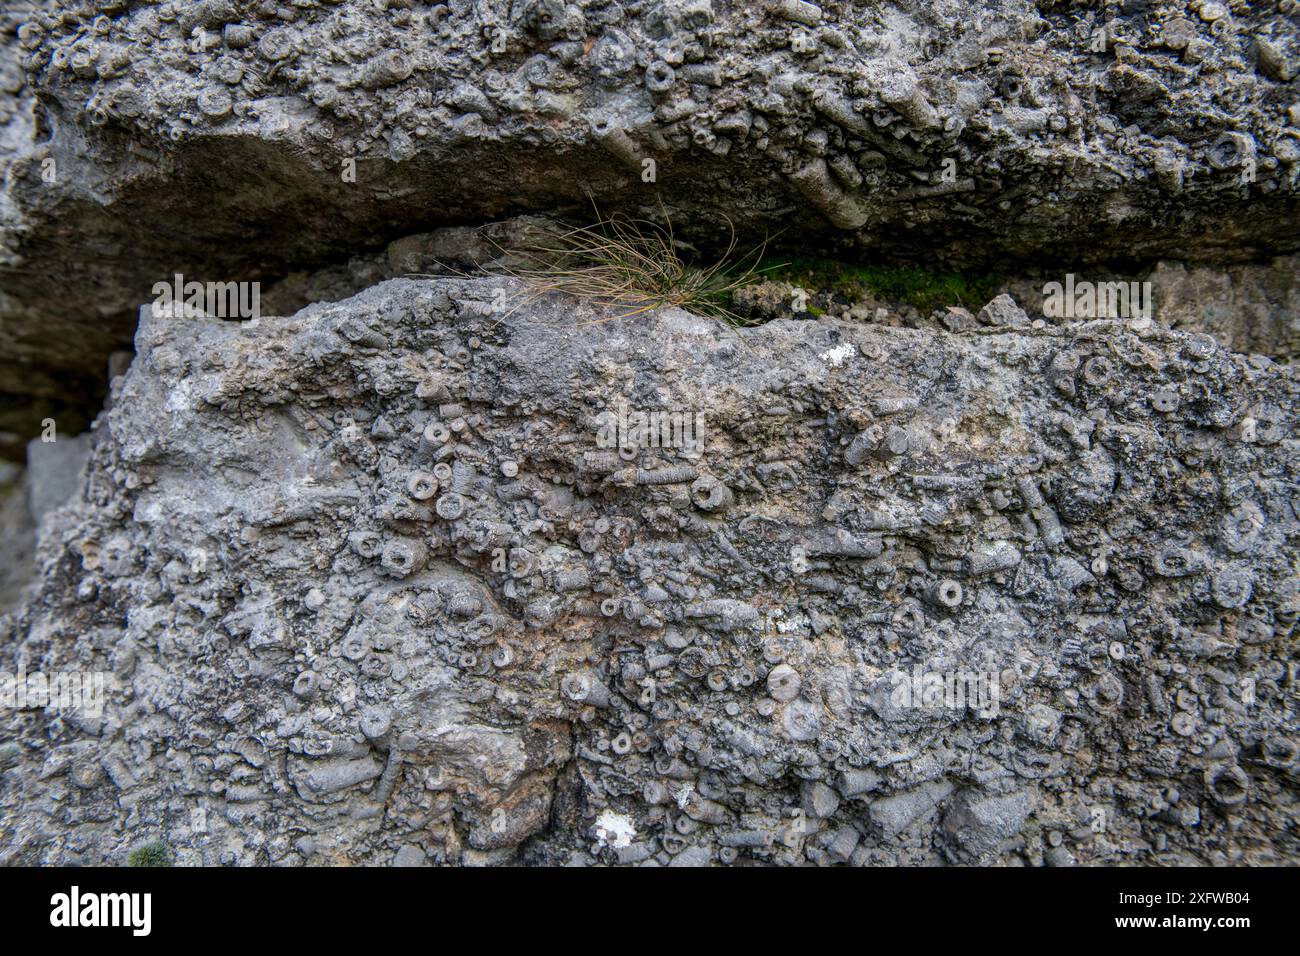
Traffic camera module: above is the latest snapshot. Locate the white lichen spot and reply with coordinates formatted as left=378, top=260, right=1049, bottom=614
left=775, top=614, right=807, bottom=634
left=164, top=379, right=194, bottom=413
left=818, top=343, right=856, bottom=368
left=594, top=810, right=636, bottom=849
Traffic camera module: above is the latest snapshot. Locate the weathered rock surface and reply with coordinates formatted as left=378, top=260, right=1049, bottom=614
left=3, top=1, right=1300, bottom=453
left=1, top=277, right=1295, bottom=865
left=0, top=463, right=35, bottom=611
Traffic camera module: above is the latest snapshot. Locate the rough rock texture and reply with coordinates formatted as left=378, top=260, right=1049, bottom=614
left=1148, top=255, right=1300, bottom=360
left=1, top=277, right=1296, bottom=866
left=4, top=0, right=1300, bottom=452
left=0, top=435, right=93, bottom=616
left=995, top=253, right=1300, bottom=362
left=0, top=463, right=35, bottom=611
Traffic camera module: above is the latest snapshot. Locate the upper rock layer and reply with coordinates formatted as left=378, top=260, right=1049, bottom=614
left=2, top=1, right=1299, bottom=453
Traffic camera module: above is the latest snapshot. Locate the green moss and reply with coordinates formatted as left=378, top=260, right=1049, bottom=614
left=127, top=840, right=172, bottom=867
left=756, top=257, right=1003, bottom=314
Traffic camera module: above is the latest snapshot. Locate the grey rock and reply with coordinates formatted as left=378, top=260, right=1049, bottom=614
left=25, top=432, right=92, bottom=527
left=942, top=789, right=1039, bottom=864
left=869, top=781, right=955, bottom=839
left=977, top=294, right=1030, bottom=329
left=0, top=264, right=1295, bottom=866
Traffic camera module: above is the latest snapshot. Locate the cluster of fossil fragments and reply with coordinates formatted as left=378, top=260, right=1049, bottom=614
left=0, top=275, right=1295, bottom=865
left=18, top=0, right=1300, bottom=194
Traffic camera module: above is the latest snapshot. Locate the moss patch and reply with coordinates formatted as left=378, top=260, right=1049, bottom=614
left=756, top=257, right=1003, bottom=313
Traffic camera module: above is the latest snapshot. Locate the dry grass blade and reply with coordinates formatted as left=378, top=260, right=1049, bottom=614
left=495, top=204, right=783, bottom=331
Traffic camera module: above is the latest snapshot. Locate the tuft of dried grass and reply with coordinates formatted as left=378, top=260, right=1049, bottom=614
left=492, top=202, right=782, bottom=329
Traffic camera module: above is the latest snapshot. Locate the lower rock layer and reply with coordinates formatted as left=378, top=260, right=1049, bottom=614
left=0, top=277, right=1296, bottom=866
